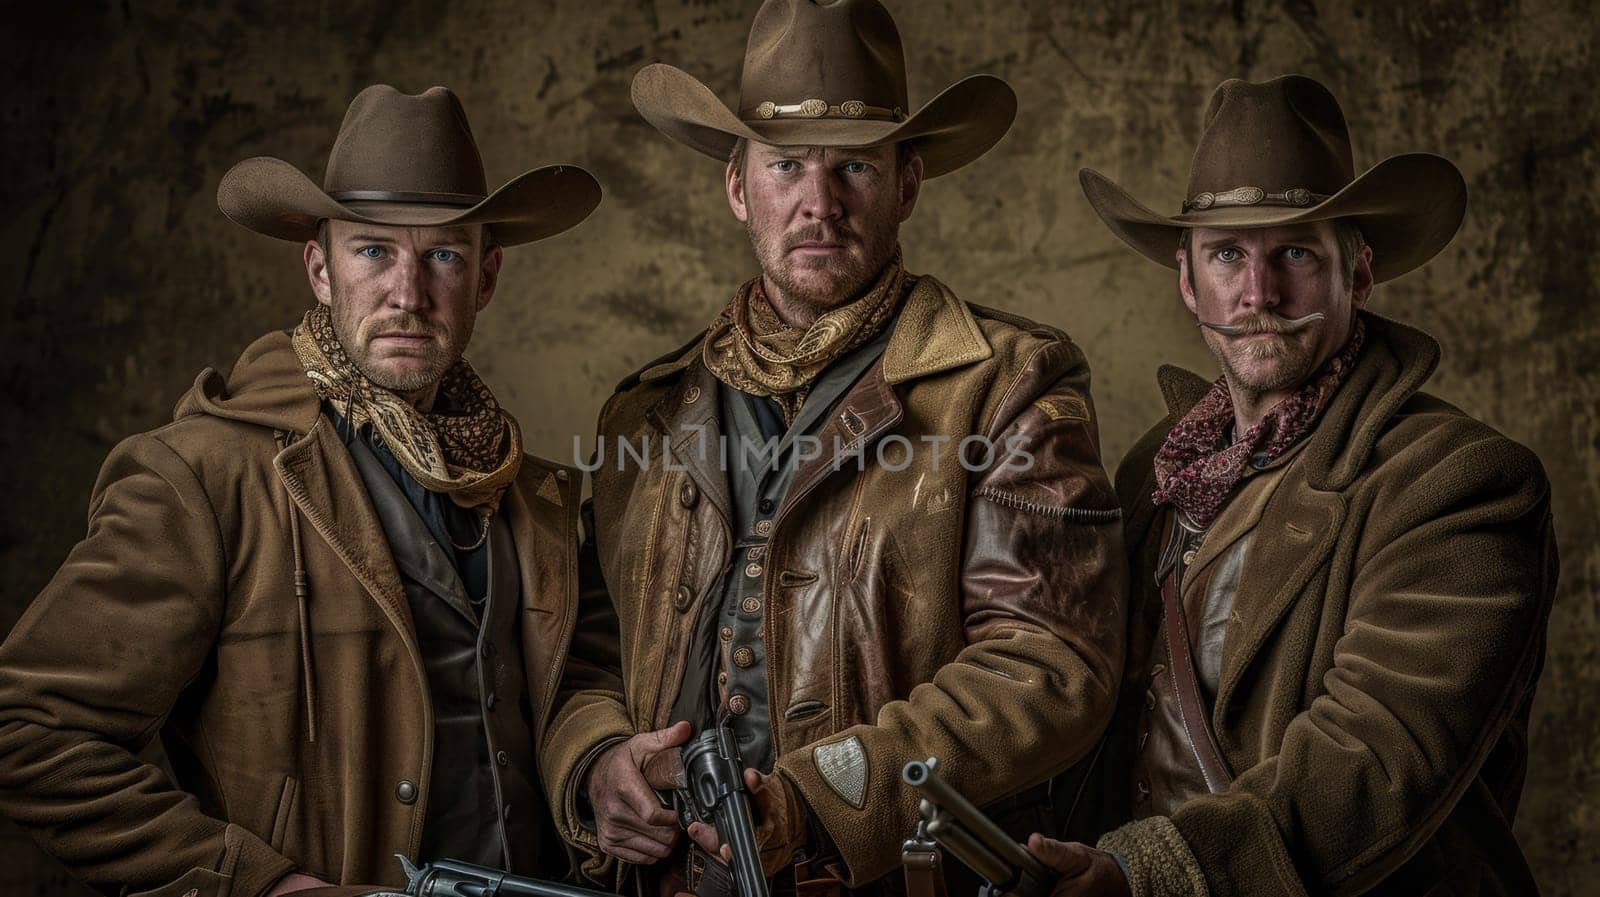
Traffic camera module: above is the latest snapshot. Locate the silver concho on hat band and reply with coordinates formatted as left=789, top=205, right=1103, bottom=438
left=746, top=99, right=905, bottom=122
left=1183, top=185, right=1330, bottom=213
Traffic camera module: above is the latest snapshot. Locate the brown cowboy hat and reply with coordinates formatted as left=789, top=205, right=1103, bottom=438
left=217, top=84, right=600, bottom=246
left=631, top=0, right=1016, bottom=178
left=1080, top=74, right=1467, bottom=283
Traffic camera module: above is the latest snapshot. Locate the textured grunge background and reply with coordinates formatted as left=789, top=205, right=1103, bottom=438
left=2, top=1, right=1595, bottom=893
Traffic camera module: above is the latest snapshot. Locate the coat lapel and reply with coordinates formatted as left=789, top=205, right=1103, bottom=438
left=781, top=361, right=903, bottom=520
left=504, top=461, right=580, bottom=734
left=779, top=275, right=991, bottom=517
left=645, top=361, right=733, bottom=529
left=1213, top=468, right=1345, bottom=718
left=273, top=419, right=418, bottom=653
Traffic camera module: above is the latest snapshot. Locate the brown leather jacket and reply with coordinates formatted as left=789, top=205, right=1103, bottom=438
left=541, top=276, right=1127, bottom=889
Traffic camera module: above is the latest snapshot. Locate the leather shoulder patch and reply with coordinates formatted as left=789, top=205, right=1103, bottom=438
left=813, top=735, right=868, bottom=808
left=1032, top=394, right=1090, bottom=423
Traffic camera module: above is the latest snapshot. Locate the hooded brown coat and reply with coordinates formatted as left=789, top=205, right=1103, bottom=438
left=0, top=332, right=582, bottom=897
left=542, top=277, right=1128, bottom=889
left=1092, top=313, right=1558, bottom=896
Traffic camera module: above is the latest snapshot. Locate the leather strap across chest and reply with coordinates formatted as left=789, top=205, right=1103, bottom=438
left=1158, top=568, right=1235, bottom=794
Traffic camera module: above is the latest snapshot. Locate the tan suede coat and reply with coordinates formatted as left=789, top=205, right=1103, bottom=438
left=1093, top=313, right=1558, bottom=897
left=0, top=332, right=582, bottom=897
left=542, top=277, right=1128, bottom=890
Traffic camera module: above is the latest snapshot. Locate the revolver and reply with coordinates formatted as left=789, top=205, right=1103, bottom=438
left=666, top=722, right=771, bottom=897
left=397, top=855, right=616, bottom=897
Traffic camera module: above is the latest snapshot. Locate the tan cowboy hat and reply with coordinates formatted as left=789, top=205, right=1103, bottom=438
left=631, top=0, right=1016, bottom=178
left=217, top=84, right=600, bottom=246
left=1080, top=74, right=1467, bottom=283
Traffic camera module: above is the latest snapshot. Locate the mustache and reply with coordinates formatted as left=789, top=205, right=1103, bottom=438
left=1197, top=312, right=1326, bottom=336
left=783, top=226, right=859, bottom=250
left=363, top=315, right=441, bottom=338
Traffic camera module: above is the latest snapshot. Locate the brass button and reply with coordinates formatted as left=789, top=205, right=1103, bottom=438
left=718, top=671, right=729, bottom=685
left=396, top=780, right=418, bottom=804
left=745, top=563, right=763, bottom=578
left=733, top=647, right=756, bottom=668
left=1145, top=689, right=1156, bottom=711
left=729, top=694, right=751, bottom=715
left=754, top=520, right=773, bottom=536
left=683, top=386, right=702, bottom=404
left=1182, top=549, right=1197, bottom=566
left=720, top=626, right=734, bottom=641
left=496, top=750, right=509, bottom=767
left=555, top=469, right=569, bottom=481
left=741, top=596, right=761, bottom=614
left=674, top=584, right=694, bottom=611
left=748, top=546, right=765, bottom=561
left=680, top=481, right=698, bottom=508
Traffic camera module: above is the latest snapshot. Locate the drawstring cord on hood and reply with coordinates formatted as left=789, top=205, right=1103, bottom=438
left=276, top=431, right=318, bottom=743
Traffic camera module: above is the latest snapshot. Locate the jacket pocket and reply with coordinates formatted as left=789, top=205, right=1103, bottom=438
left=269, top=775, right=299, bottom=853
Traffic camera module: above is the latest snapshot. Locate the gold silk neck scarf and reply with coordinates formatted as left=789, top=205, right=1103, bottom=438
left=702, top=252, right=911, bottom=425
left=292, top=305, right=522, bottom=515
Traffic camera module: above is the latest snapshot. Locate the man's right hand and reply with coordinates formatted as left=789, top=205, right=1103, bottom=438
left=585, top=720, right=693, bottom=864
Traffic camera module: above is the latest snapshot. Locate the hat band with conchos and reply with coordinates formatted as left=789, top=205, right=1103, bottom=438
left=1182, top=186, right=1332, bottom=213
left=741, top=99, right=906, bottom=122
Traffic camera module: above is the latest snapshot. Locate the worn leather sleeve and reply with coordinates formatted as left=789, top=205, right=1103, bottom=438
left=777, top=336, right=1128, bottom=886
left=0, top=433, right=295, bottom=897
left=537, top=496, right=634, bottom=881
left=1159, top=428, right=1558, bottom=897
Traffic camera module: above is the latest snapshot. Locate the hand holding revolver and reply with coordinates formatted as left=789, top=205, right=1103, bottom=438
left=683, top=766, right=809, bottom=878
left=584, top=720, right=694, bottom=864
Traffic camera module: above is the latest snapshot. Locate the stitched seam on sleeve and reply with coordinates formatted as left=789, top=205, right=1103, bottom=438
left=973, top=486, right=1122, bottom=522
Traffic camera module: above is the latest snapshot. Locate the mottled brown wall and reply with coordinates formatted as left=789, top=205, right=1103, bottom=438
left=2, top=0, right=1595, bottom=893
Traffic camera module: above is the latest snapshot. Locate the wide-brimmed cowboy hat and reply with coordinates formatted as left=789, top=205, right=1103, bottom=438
left=217, top=84, right=600, bottom=246
left=631, top=0, right=1016, bottom=178
left=1080, top=74, right=1466, bottom=283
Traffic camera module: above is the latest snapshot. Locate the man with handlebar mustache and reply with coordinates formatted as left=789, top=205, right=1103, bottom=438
left=1024, top=75, right=1559, bottom=897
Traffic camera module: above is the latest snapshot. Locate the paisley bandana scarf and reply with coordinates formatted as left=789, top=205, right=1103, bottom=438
left=702, top=251, right=911, bottom=425
left=1153, top=317, right=1366, bottom=528
left=292, top=305, right=522, bottom=516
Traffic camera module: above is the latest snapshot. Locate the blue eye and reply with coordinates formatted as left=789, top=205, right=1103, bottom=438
left=359, top=246, right=385, bottom=260
left=842, top=161, right=868, bottom=174
left=1216, top=247, right=1242, bottom=263
left=429, top=249, right=460, bottom=263
left=1285, top=247, right=1310, bottom=261
left=772, top=160, right=798, bottom=173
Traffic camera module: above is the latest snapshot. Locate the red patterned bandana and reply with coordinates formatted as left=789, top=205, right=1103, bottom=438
left=1153, top=318, right=1366, bottom=527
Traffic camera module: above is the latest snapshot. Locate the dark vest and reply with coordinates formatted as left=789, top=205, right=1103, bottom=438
left=345, top=429, right=544, bottom=871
